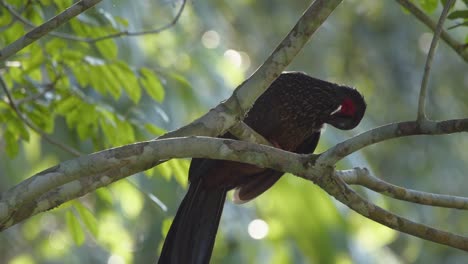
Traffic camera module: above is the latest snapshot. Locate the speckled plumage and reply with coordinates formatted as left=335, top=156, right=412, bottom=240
left=158, top=72, right=366, bottom=264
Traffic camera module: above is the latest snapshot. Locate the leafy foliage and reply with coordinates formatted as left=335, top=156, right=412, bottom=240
left=0, top=0, right=168, bottom=154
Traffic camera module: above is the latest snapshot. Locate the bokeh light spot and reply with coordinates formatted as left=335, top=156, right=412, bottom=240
left=224, top=49, right=242, bottom=68
left=201, top=30, right=220, bottom=49
left=107, top=254, right=125, bottom=264
left=248, top=219, right=269, bottom=240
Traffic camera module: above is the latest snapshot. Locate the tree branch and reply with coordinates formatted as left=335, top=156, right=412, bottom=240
left=313, top=170, right=468, bottom=251
left=1, top=132, right=467, bottom=250
left=395, top=0, right=468, bottom=63
left=319, top=118, right=468, bottom=165
left=417, top=0, right=455, bottom=121
left=87, top=0, right=187, bottom=43
left=229, top=121, right=273, bottom=146
left=0, top=0, right=102, bottom=62
left=0, top=137, right=312, bottom=230
left=339, top=168, right=468, bottom=209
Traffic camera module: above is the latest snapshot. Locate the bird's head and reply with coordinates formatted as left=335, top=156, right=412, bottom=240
left=326, top=86, right=366, bottom=130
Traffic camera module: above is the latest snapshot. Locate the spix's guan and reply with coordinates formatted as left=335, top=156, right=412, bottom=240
left=158, top=72, right=366, bottom=264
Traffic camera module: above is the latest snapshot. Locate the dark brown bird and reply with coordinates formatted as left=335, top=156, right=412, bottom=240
left=158, top=72, right=366, bottom=264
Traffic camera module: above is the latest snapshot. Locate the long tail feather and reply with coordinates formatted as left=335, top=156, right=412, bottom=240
left=158, top=179, right=227, bottom=264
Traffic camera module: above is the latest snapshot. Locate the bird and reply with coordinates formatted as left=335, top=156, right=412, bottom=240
left=158, top=71, right=366, bottom=264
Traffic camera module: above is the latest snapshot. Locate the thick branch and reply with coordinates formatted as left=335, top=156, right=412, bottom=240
left=2, top=118, right=466, bottom=227
left=0, top=0, right=102, bottom=61
left=1, top=134, right=467, bottom=250
left=339, top=168, right=468, bottom=209
left=0, top=137, right=312, bottom=230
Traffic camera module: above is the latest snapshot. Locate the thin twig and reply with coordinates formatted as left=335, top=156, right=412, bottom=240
left=87, top=0, right=187, bottom=43
left=395, top=0, right=468, bottom=63
left=0, top=76, right=82, bottom=156
left=339, top=168, right=468, bottom=209
left=15, top=84, right=56, bottom=105
left=0, top=0, right=187, bottom=44
left=417, top=0, right=455, bottom=121
left=0, top=0, right=102, bottom=62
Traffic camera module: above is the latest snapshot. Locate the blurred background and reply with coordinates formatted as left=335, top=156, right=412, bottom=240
left=0, top=0, right=467, bottom=263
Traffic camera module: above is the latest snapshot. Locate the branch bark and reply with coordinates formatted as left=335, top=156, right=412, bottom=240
left=315, top=171, right=468, bottom=251
left=340, top=168, right=468, bottom=209
left=319, top=119, right=468, bottom=165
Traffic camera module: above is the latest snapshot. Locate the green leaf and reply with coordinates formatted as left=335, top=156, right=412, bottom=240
left=88, top=65, right=120, bottom=98
left=116, top=118, right=135, bottom=144
left=139, top=68, right=165, bottom=102
left=419, top=0, right=439, bottom=13
left=145, top=123, right=166, bottom=136
left=45, top=38, right=67, bottom=55
left=0, top=9, right=12, bottom=27
left=69, top=19, right=89, bottom=37
left=95, top=188, right=114, bottom=205
left=55, top=96, right=81, bottom=115
left=71, top=64, right=90, bottom=87
left=65, top=105, right=83, bottom=128
left=4, top=129, right=19, bottom=158
left=155, top=162, right=172, bottom=180
left=95, top=39, right=118, bottom=59
left=66, top=210, right=85, bottom=245
left=6, top=113, right=30, bottom=141
left=61, top=49, right=85, bottom=61
left=161, top=218, right=173, bottom=237
left=112, top=63, right=140, bottom=103
left=448, top=10, right=468, bottom=19
left=168, top=159, right=188, bottom=187
left=74, top=202, right=99, bottom=237
left=75, top=104, right=98, bottom=140
left=115, top=16, right=129, bottom=27
left=27, top=104, right=54, bottom=133
left=3, top=23, right=25, bottom=44
left=55, top=0, right=73, bottom=10
left=98, top=108, right=118, bottom=146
